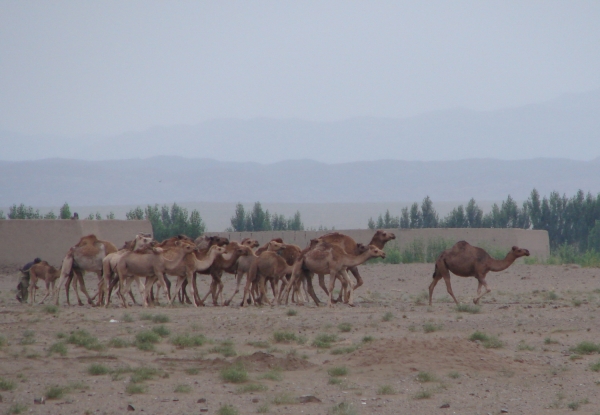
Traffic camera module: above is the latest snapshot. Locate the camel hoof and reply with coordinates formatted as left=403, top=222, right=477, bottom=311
left=473, top=298, right=479, bottom=304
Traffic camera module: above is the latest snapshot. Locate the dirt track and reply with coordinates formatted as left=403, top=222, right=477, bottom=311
left=1, top=263, right=599, bottom=415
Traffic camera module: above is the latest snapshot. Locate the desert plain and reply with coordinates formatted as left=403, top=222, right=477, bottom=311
left=0, top=262, right=599, bottom=415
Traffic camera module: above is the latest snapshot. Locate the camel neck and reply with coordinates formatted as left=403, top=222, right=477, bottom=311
left=489, top=253, right=517, bottom=272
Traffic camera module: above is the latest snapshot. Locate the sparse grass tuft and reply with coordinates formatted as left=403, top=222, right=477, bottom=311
left=590, top=359, right=600, bottom=372
left=130, top=367, right=160, bottom=383
left=87, top=364, right=110, bottom=376
left=327, top=366, right=348, bottom=377
left=448, top=371, right=460, bottom=379
left=273, top=331, right=297, bottom=343
left=208, top=343, right=237, bottom=357
left=174, top=384, right=192, bottom=393
left=152, top=314, right=170, bottom=323
left=67, top=330, right=103, bottom=351
left=328, top=401, right=359, bottom=415
left=455, top=304, right=481, bottom=313
left=272, top=392, right=295, bottom=405
left=312, top=333, right=338, bottom=348
left=382, top=312, right=394, bottom=321
left=151, top=325, right=170, bottom=337
left=19, top=330, right=35, bottom=345
left=544, top=337, right=559, bottom=345
left=331, top=345, right=359, bottom=355
left=45, top=385, right=67, bottom=400
left=125, top=383, right=145, bottom=394
left=469, top=331, right=504, bottom=348
left=257, top=403, right=270, bottom=413
left=259, top=368, right=282, bottom=381
left=376, top=384, right=396, bottom=395
left=0, top=378, right=16, bottom=391
left=122, top=313, right=134, bottom=323
left=171, top=333, right=206, bottom=348
left=108, top=337, right=130, bottom=348
left=286, top=309, right=297, bottom=316
left=570, top=341, right=600, bottom=355
left=362, top=335, right=374, bottom=343
left=236, top=383, right=267, bottom=394
left=416, top=371, right=436, bottom=383
left=217, top=404, right=239, bottom=415
left=338, top=323, right=352, bottom=332
left=6, top=403, right=27, bottom=414
left=0, top=335, right=6, bottom=347
left=43, top=305, right=59, bottom=315
left=220, top=364, right=248, bottom=383
left=423, top=322, right=443, bottom=333
left=247, top=340, right=270, bottom=348
left=413, top=389, right=433, bottom=399
left=134, top=330, right=160, bottom=351
left=517, top=341, right=535, bottom=351
left=47, top=341, right=67, bottom=356
left=545, top=291, right=559, bottom=301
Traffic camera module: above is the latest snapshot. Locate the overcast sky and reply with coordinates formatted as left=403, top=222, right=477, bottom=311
left=1, top=1, right=599, bottom=138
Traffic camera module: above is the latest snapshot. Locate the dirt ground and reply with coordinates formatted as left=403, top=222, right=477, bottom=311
left=1, top=262, right=600, bottom=415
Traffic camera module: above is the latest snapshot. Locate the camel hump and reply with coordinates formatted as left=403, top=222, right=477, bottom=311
left=76, top=234, right=100, bottom=247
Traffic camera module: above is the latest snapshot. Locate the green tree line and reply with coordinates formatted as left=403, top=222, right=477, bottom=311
left=228, top=202, right=304, bottom=232
left=368, top=190, right=600, bottom=252
left=1, top=203, right=114, bottom=220
left=125, top=203, right=205, bottom=241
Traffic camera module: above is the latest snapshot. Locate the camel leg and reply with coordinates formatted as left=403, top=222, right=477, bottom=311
left=77, top=274, right=95, bottom=305
left=473, top=277, right=491, bottom=304
left=318, top=274, right=329, bottom=296
left=226, top=272, right=244, bottom=306
left=348, top=265, right=363, bottom=290
left=39, top=281, right=53, bottom=305
left=305, top=273, right=321, bottom=306
left=327, top=274, right=338, bottom=308
left=339, top=270, right=355, bottom=306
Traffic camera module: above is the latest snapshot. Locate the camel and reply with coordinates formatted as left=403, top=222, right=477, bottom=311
left=195, top=235, right=230, bottom=250
left=317, top=230, right=396, bottom=301
left=244, top=250, right=295, bottom=306
left=283, top=242, right=386, bottom=307
left=55, top=234, right=119, bottom=306
left=428, top=241, right=530, bottom=306
left=28, top=261, right=60, bottom=305
left=100, top=234, right=155, bottom=306
left=165, top=244, right=227, bottom=306
left=115, top=239, right=196, bottom=308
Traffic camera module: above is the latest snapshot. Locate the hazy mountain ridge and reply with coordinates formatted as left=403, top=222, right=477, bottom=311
left=1, top=157, right=599, bottom=209
left=1, top=89, right=599, bottom=163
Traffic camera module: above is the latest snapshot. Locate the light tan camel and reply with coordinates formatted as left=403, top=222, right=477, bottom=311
left=244, top=250, right=294, bottom=306
left=284, top=242, right=386, bottom=307
left=317, top=230, right=396, bottom=301
left=28, top=261, right=60, bottom=305
left=428, top=241, right=530, bottom=305
left=55, top=234, right=119, bottom=306
left=223, top=238, right=264, bottom=306
left=115, top=239, right=196, bottom=308
left=100, top=234, right=154, bottom=306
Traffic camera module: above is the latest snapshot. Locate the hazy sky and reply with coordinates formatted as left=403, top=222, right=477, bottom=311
left=1, top=1, right=599, bottom=137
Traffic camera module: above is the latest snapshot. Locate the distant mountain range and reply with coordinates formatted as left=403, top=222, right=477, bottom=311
left=1, top=89, right=599, bottom=163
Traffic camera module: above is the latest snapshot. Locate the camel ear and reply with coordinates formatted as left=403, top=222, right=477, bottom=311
left=512, top=246, right=518, bottom=251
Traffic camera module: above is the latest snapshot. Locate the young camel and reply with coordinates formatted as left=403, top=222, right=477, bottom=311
left=244, top=250, right=294, bottom=306
left=115, top=240, right=195, bottom=308
left=28, top=261, right=60, bottom=305
left=317, top=230, right=396, bottom=302
left=284, top=242, right=386, bottom=307
left=428, top=241, right=530, bottom=306
left=55, top=234, right=119, bottom=306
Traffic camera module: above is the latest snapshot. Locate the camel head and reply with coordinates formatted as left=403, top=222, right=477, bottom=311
left=236, top=246, right=252, bottom=257
left=356, top=243, right=369, bottom=254
left=241, top=238, right=260, bottom=249
left=132, top=233, right=154, bottom=250
left=209, top=244, right=227, bottom=255
left=367, top=245, right=386, bottom=259
left=374, top=230, right=396, bottom=242
left=511, top=246, right=530, bottom=258
left=267, top=240, right=285, bottom=251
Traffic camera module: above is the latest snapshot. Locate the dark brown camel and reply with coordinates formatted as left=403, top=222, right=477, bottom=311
left=428, top=241, right=530, bottom=305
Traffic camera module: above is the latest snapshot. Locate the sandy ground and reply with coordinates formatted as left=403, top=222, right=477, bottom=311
left=1, top=262, right=600, bottom=415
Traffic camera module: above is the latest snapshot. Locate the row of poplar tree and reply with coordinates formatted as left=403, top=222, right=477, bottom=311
left=368, top=189, right=600, bottom=251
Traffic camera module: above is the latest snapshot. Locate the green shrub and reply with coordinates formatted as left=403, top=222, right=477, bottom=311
left=448, top=371, right=460, bottom=379
left=544, top=337, right=559, bottom=345
left=312, top=333, right=338, bottom=348
left=362, top=336, right=374, bottom=343
left=259, top=368, right=283, bottom=381
left=174, top=384, right=192, bottom=393
left=6, top=403, right=27, bottom=414
left=456, top=304, right=481, bottom=313
left=122, top=313, right=134, bottom=323
left=469, top=331, right=489, bottom=342
left=217, top=405, right=238, bottom=415
left=0, top=335, right=6, bottom=347
left=331, top=345, right=359, bottom=355
left=423, top=322, right=442, bottom=333
left=67, top=330, right=103, bottom=350
left=45, top=385, right=67, bottom=400
left=376, top=384, right=396, bottom=395
left=571, top=341, right=600, bottom=355
left=273, top=331, right=297, bottom=343
left=413, top=389, right=432, bottom=399
left=338, top=323, right=352, bottom=332
left=152, top=314, right=170, bottom=323
left=236, top=383, right=267, bottom=393
left=152, top=325, right=170, bottom=337
left=0, top=378, right=16, bottom=391
left=590, top=359, right=600, bottom=372
left=43, top=305, right=59, bottom=315
left=286, top=309, right=297, bottom=316
left=382, top=312, right=394, bottom=322
left=125, top=383, right=145, bottom=394
left=108, top=337, right=130, bottom=348
left=220, top=364, right=248, bottom=383
left=416, top=371, right=436, bottom=382
left=328, top=401, right=359, bottom=415
left=87, top=364, right=110, bottom=376
left=327, top=366, right=348, bottom=377
left=130, top=367, right=160, bottom=383
left=20, top=330, right=35, bottom=345
left=208, top=344, right=237, bottom=357
left=48, top=341, right=67, bottom=356
left=247, top=340, right=270, bottom=348
left=171, top=333, right=206, bottom=348
left=272, top=392, right=295, bottom=405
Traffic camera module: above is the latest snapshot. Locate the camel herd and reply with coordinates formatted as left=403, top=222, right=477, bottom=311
left=23, top=230, right=530, bottom=309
